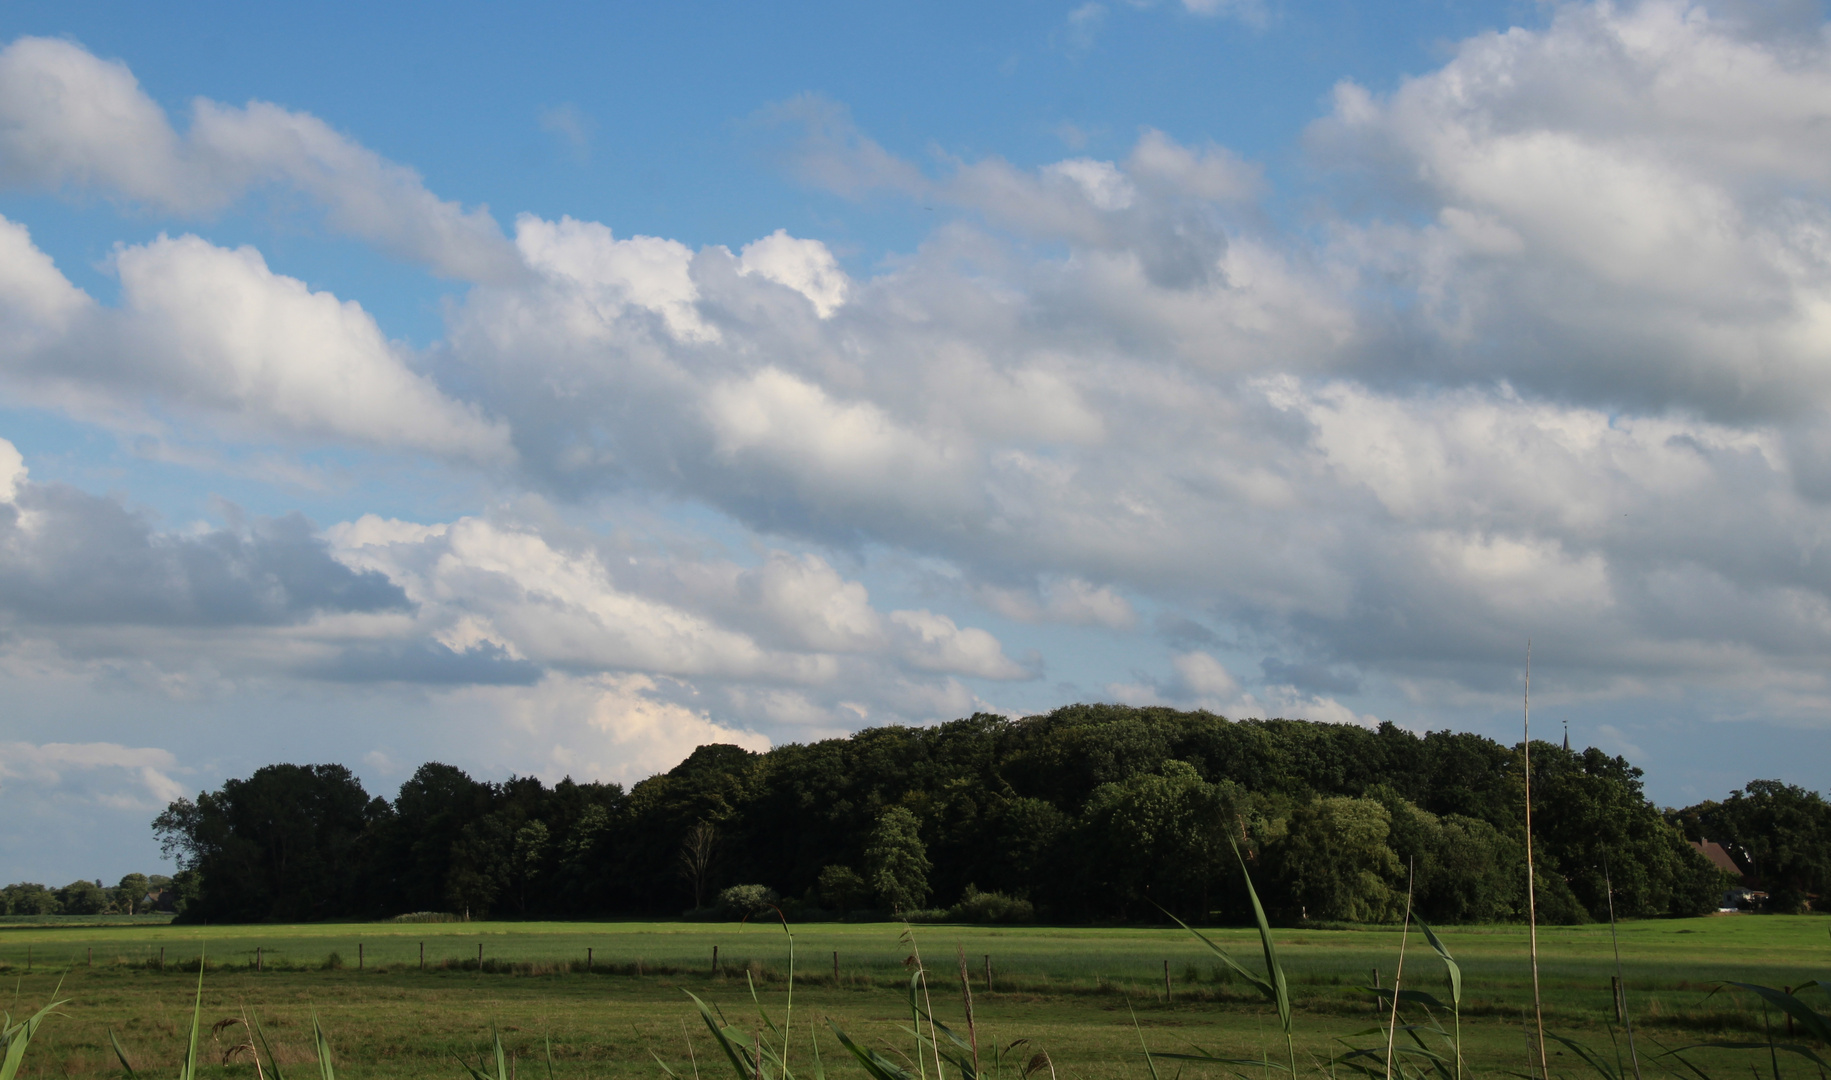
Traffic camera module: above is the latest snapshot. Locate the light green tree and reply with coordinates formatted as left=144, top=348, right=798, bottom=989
left=112, top=873, right=151, bottom=914
left=865, top=806, right=931, bottom=913
left=1274, top=796, right=1404, bottom=922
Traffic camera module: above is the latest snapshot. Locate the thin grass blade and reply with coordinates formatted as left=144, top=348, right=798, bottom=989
left=651, top=1048, right=687, bottom=1080
left=1727, top=984, right=1831, bottom=1045
left=1411, top=919, right=1460, bottom=1008
left=109, top=1029, right=139, bottom=1080
left=0, top=990, right=66, bottom=1080
left=1129, top=1003, right=1164, bottom=1080
left=310, top=1013, right=336, bottom=1080
left=1542, top=1032, right=1622, bottom=1080
left=1366, top=989, right=1452, bottom=1012
left=1149, top=1052, right=1289, bottom=1072
left=1663, top=1042, right=1830, bottom=1071
left=1151, top=905, right=1276, bottom=1004
left=179, top=958, right=206, bottom=1080
left=251, top=1015, right=287, bottom=1080
left=685, top=992, right=756, bottom=1080
left=824, top=1019, right=917, bottom=1080
left=1230, top=842, right=1291, bottom=1037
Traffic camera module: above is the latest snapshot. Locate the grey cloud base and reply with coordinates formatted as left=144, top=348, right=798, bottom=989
left=0, top=486, right=405, bottom=628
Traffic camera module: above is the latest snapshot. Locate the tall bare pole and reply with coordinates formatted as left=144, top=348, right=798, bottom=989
left=1523, top=642, right=1549, bottom=1080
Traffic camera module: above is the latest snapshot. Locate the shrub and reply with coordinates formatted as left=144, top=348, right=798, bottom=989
left=392, top=911, right=463, bottom=923
left=949, top=884, right=1034, bottom=923
left=817, top=865, right=869, bottom=910
left=716, top=884, right=779, bottom=919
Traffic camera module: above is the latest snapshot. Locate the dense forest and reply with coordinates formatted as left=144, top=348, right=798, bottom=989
left=137, top=705, right=1825, bottom=926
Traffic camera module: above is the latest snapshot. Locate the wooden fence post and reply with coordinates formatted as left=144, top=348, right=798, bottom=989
left=984, top=954, right=992, bottom=993
left=833, top=950, right=839, bottom=984
left=158, top=946, right=164, bottom=972
left=1165, top=959, right=1172, bottom=1004
left=359, top=943, right=364, bottom=971
left=587, top=947, right=593, bottom=972
left=257, top=947, right=263, bottom=972
left=478, top=942, right=484, bottom=966
left=712, top=945, right=719, bottom=974
left=419, top=942, right=424, bottom=971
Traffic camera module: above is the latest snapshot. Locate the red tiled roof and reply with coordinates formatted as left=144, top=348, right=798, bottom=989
left=1692, top=840, right=1743, bottom=877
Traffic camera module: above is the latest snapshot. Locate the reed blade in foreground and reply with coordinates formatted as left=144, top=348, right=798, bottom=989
left=0, top=985, right=68, bottom=1080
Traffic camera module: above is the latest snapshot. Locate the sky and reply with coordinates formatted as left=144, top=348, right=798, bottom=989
left=5, top=0, right=1831, bottom=884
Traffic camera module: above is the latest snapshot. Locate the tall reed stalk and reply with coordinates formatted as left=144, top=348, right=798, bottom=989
left=1384, top=862, right=1415, bottom=1080
left=1523, top=642, right=1549, bottom=1080
left=956, top=946, right=979, bottom=1078
left=1604, top=861, right=1642, bottom=1080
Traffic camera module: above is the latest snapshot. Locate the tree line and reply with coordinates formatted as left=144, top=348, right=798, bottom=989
left=0, top=875, right=179, bottom=916
left=147, top=704, right=1819, bottom=925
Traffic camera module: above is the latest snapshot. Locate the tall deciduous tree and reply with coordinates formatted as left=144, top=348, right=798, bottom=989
left=1273, top=796, right=1403, bottom=922
left=153, top=763, right=380, bottom=922
left=1074, top=761, right=1240, bottom=919
left=865, top=806, right=931, bottom=913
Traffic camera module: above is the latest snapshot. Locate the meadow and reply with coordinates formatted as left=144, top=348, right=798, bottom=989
left=1, top=916, right=1826, bottom=1080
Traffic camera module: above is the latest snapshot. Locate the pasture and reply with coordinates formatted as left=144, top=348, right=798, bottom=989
left=1, top=916, right=1826, bottom=1080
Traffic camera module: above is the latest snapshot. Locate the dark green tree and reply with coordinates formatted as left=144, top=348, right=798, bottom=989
left=368, top=762, right=497, bottom=914
left=0, top=882, right=58, bottom=915
left=1679, top=780, right=1831, bottom=912
left=56, top=879, right=109, bottom=914
left=817, top=865, right=869, bottom=911
left=445, top=814, right=514, bottom=919
left=1073, top=761, right=1241, bottom=919
left=153, top=763, right=381, bottom=922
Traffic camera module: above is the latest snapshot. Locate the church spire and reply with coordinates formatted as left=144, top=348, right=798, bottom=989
left=1562, top=718, right=1569, bottom=752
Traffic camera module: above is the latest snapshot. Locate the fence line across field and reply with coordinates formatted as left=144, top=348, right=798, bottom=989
left=0, top=922, right=1669, bottom=999
left=0, top=942, right=1028, bottom=986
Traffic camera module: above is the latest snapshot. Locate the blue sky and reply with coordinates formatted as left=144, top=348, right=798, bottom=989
left=3, top=0, right=1830, bottom=884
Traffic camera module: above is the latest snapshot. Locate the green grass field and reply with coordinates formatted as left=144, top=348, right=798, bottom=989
left=1, top=916, right=1826, bottom=1080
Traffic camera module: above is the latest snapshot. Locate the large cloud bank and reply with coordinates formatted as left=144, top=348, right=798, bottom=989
left=3, top=3, right=1830, bottom=801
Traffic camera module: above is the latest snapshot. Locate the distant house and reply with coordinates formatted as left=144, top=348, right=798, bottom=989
left=1692, top=839, right=1763, bottom=911
left=1722, top=886, right=1770, bottom=912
